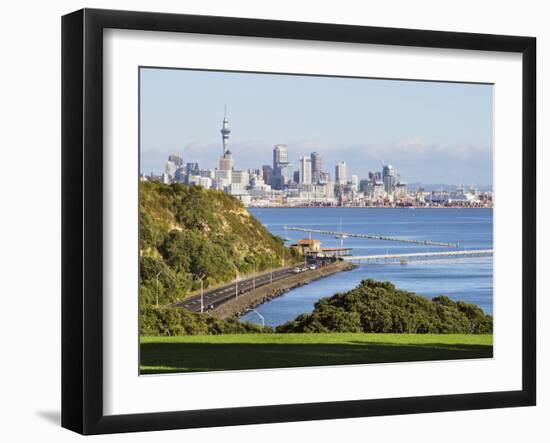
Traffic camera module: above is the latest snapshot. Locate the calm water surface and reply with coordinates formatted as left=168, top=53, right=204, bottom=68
left=240, top=208, right=493, bottom=327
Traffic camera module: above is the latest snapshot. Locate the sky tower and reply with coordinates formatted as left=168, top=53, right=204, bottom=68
left=220, top=105, right=231, bottom=155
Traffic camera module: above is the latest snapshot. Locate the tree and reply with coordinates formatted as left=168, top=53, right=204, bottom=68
left=276, top=279, right=493, bottom=334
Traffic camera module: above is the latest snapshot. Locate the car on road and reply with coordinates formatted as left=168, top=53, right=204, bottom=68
left=308, top=264, right=317, bottom=270
left=293, top=267, right=302, bottom=274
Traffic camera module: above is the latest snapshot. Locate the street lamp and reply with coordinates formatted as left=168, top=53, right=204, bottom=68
left=253, top=261, right=256, bottom=290
left=155, top=270, right=163, bottom=308
left=196, top=275, right=205, bottom=313
left=248, top=308, right=265, bottom=327
left=235, top=267, right=239, bottom=299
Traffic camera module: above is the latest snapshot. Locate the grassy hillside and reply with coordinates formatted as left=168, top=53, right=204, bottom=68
left=140, top=181, right=300, bottom=307
left=140, top=333, right=493, bottom=373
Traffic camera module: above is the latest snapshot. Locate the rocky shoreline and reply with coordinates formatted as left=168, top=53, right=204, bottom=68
left=209, top=260, right=357, bottom=320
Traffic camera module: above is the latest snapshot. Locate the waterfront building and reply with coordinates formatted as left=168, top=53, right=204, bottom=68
left=249, top=176, right=271, bottom=194
left=311, top=152, right=322, bottom=183
left=373, top=180, right=385, bottom=199
left=395, top=182, right=408, bottom=199
left=291, top=239, right=322, bottom=255
left=335, top=161, right=347, bottom=185
left=426, top=190, right=451, bottom=205
left=324, top=181, right=335, bottom=198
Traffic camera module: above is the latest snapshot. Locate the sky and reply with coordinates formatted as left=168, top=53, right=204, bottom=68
left=140, top=68, right=494, bottom=186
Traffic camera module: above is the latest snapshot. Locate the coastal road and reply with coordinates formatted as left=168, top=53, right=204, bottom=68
left=171, top=260, right=332, bottom=313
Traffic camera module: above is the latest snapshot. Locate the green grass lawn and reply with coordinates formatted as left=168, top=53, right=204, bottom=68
left=140, top=333, right=493, bottom=374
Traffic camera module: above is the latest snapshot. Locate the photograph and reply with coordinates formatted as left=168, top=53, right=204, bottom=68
left=138, top=67, right=494, bottom=375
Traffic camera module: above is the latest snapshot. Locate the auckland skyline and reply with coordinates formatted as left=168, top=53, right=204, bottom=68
left=140, top=68, right=494, bottom=186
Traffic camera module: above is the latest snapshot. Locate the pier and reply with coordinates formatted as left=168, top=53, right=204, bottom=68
left=343, top=249, right=493, bottom=263
left=285, top=226, right=459, bottom=248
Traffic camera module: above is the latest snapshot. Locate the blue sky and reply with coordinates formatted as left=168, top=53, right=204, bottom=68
left=140, top=68, right=493, bottom=185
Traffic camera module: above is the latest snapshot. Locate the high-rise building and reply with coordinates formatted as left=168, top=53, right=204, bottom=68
left=318, top=171, right=330, bottom=183
left=174, top=168, right=186, bottom=183
left=359, top=179, right=370, bottom=194
left=335, top=161, right=347, bottom=185
left=272, top=144, right=291, bottom=190
left=310, top=152, right=322, bottom=183
left=220, top=106, right=231, bottom=155
left=273, top=144, right=288, bottom=169
left=382, top=164, right=397, bottom=193
left=273, top=163, right=293, bottom=190
left=168, top=154, right=184, bottom=168
left=351, top=174, right=358, bottom=191
left=369, top=171, right=382, bottom=182
left=262, top=165, right=273, bottom=185
left=232, top=170, right=249, bottom=186
left=185, top=162, right=199, bottom=176
left=165, top=160, right=177, bottom=179
left=198, top=169, right=214, bottom=179
left=218, top=150, right=234, bottom=171
left=299, top=156, right=312, bottom=185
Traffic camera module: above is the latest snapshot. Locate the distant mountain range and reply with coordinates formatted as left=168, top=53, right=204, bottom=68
left=406, top=183, right=493, bottom=192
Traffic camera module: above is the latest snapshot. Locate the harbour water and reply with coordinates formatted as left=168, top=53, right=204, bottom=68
left=240, top=207, right=493, bottom=327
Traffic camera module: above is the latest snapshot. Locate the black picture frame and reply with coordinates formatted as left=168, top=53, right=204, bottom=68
left=61, top=8, right=536, bottom=435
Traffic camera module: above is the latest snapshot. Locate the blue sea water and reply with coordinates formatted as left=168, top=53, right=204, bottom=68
left=240, top=208, right=493, bottom=327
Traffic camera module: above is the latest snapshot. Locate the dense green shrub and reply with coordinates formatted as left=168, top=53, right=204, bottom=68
left=140, top=305, right=273, bottom=336
left=276, top=279, right=493, bottom=334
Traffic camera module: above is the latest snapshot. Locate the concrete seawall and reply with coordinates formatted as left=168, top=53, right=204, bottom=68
left=209, top=260, right=357, bottom=320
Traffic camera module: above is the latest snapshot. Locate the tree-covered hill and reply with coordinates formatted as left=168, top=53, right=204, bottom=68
left=140, top=181, right=300, bottom=306
left=276, top=279, right=493, bottom=334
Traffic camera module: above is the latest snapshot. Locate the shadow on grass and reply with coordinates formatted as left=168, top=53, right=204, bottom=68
left=140, top=341, right=493, bottom=374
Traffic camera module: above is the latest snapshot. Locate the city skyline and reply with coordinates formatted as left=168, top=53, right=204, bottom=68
left=140, top=68, right=494, bottom=186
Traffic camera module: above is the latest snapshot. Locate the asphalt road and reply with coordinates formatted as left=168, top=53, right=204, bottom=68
left=171, top=259, right=333, bottom=313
